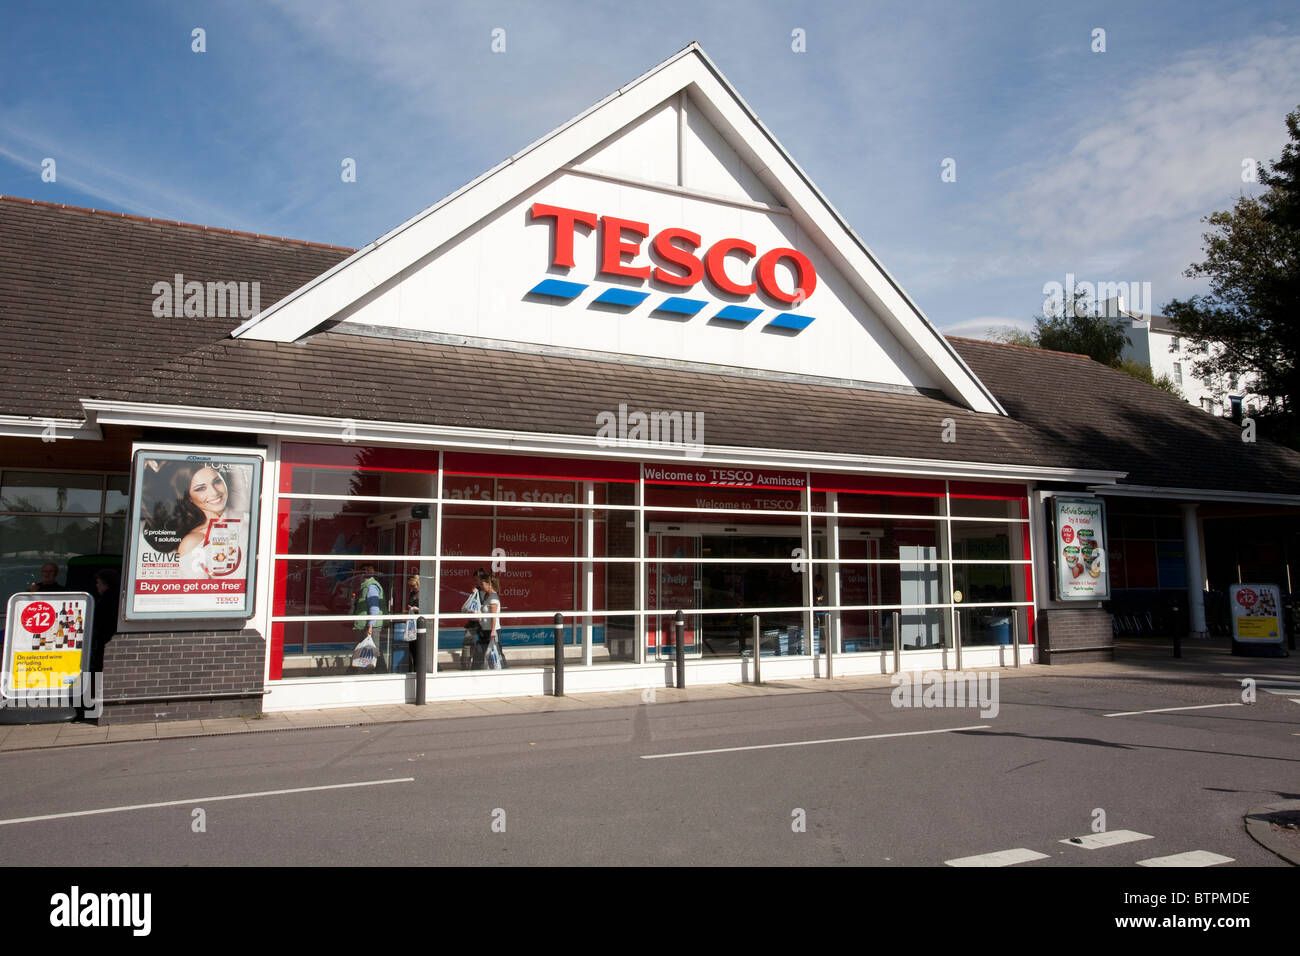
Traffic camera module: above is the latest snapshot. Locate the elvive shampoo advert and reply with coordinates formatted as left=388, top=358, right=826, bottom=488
left=122, top=447, right=264, bottom=623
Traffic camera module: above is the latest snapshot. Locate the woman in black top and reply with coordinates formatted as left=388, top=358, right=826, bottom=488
left=91, top=568, right=120, bottom=675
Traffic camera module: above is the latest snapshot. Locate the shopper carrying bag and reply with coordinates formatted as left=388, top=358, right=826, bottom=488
left=460, top=570, right=486, bottom=669
left=391, top=574, right=420, bottom=673
left=350, top=562, right=386, bottom=671
left=479, top=573, right=506, bottom=670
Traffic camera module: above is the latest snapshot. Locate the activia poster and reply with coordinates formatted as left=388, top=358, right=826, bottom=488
left=1055, top=497, right=1109, bottom=601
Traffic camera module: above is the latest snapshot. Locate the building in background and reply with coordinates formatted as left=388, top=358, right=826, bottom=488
left=1104, top=296, right=1260, bottom=417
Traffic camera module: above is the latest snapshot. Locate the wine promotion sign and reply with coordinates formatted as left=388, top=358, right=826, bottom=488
left=1054, top=497, right=1109, bottom=601
left=1228, top=583, right=1285, bottom=645
left=3, top=592, right=92, bottom=696
left=123, top=447, right=264, bottom=622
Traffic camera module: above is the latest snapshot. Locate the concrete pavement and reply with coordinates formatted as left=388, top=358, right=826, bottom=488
left=0, top=635, right=1293, bottom=754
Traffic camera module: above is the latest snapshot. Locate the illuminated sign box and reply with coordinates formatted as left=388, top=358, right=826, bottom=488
left=1054, top=497, right=1110, bottom=601
left=122, top=446, right=264, bottom=625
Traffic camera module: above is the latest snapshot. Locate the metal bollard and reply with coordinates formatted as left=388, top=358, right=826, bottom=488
left=415, top=616, right=428, bottom=705
left=674, top=610, right=685, bottom=689
left=553, top=612, right=564, bottom=697
left=752, top=615, right=761, bottom=685
left=1171, top=596, right=1183, bottom=658
left=1012, top=608, right=1021, bottom=668
left=824, top=613, right=832, bottom=680
left=892, top=611, right=900, bottom=674
left=954, top=609, right=963, bottom=671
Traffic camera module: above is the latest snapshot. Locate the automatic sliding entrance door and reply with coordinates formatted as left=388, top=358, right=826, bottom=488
left=650, top=523, right=808, bottom=658
left=648, top=532, right=702, bottom=660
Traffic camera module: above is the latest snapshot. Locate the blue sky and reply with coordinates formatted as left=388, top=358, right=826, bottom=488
left=2, top=0, right=1297, bottom=335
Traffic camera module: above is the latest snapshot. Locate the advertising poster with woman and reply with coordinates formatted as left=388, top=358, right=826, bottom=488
left=123, top=448, right=263, bottom=621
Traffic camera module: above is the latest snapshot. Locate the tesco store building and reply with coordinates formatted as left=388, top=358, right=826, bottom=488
left=9, top=45, right=1158, bottom=722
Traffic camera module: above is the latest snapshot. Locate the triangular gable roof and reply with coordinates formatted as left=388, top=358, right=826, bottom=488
left=234, top=43, right=1005, bottom=415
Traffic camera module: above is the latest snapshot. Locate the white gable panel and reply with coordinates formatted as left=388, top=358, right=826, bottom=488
left=238, top=44, right=1001, bottom=413
left=572, top=92, right=780, bottom=207
left=337, top=170, right=939, bottom=392
left=681, top=93, right=779, bottom=206
left=571, top=98, right=679, bottom=187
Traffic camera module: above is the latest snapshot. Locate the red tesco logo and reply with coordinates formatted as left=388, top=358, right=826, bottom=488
left=531, top=202, right=817, bottom=304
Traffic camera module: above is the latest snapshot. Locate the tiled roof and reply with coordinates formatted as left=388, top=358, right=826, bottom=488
left=1146, top=312, right=1178, bottom=334
left=0, top=196, right=352, bottom=419
left=948, top=337, right=1300, bottom=495
left=101, top=331, right=1070, bottom=471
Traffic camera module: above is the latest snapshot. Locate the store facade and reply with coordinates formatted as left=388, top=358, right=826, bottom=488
left=4, top=44, right=1297, bottom=722
left=83, top=42, right=1121, bottom=718
left=260, top=442, right=1042, bottom=709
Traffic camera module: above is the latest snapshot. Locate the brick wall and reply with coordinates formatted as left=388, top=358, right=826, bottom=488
left=95, top=629, right=265, bottom=724
left=1037, top=608, right=1114, bottom=663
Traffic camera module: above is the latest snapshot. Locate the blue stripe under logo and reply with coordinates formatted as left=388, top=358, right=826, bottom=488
left=766, top=312, right=815, bottom=331
left=526, top=279, right=816, bottom=330
left=714, top=305, right=763, bottom=324
left=529, top=278, right=588, bottom=300
left=653, top=296, right=709, bottom=317
left=592, top=287, right=651, bottom=307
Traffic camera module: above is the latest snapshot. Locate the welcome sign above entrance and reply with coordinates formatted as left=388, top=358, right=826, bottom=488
left=528, top=202, right=817, bottom=331
left=644, top=465, right=806, bottom=489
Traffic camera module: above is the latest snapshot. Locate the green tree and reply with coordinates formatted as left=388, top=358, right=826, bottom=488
left=984, top=291, right=1182, bottom=394
left=1164, top=106, right=1300, bottom=448
left=1114, top=358, right=1182, bottom=397
left=1032, top=289, right=1130, bottom=366
left=984, top=324, right=1035, bottom=347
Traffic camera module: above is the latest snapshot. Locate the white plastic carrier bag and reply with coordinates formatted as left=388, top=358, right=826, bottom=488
left=351, top=635, right=378, bottom=669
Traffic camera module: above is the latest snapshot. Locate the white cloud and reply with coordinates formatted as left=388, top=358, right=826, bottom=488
left=997, top=33, right=1300, bottom=263
left=941, top=316, right=1033, bottom=339
left=904, top=30, right=1300, bottom=329
left=0, top=129, right=241, bottom=225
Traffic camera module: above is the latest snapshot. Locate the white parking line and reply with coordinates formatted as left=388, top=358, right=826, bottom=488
left=1219, top=674, right=1300, bottom=681
left=640, top=724, right=988, bottom=759
left=1137, top=850, right=1234, bottom=867
left=945, top=848, right=1048, bottom=867
left=1104, top=703, right=1243, bottom=717
left=0, top=777, right=415, bottom=827
left=1060, top=829, right=1154, bottom=850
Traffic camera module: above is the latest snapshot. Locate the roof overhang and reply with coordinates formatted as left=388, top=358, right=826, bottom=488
left=1089, top=483, right=1300, bottom=507
left=0, top=414, right=102, bottom=441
